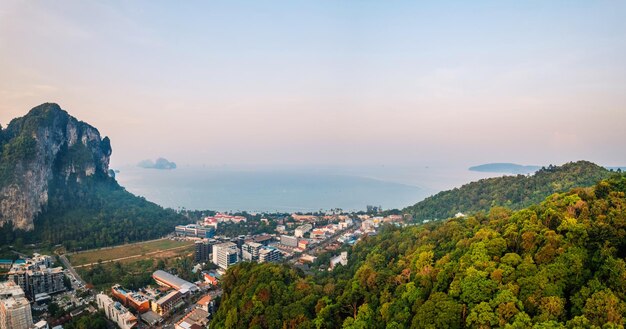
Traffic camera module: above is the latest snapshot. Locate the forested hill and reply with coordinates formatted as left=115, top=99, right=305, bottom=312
left=403, top=161, right=611, bottom=222
left=212, top=173, right=626, bottom=328
left=0, top=103, right=189, bottom=250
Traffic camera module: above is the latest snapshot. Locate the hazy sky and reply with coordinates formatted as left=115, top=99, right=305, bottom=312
left=1, top=1, right=625, bottom=168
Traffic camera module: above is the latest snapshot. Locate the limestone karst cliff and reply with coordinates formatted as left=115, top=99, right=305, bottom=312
left=0, top=103, right=112, bottom=230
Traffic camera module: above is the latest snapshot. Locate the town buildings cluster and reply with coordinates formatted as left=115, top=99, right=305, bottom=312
left=0, top=253, right=67, bottom=329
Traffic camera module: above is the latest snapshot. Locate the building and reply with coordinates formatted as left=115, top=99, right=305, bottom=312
left=7, top=255, right=64, bottom=300
left=280, top=235, right=298, bottom=247
left=252, top=234, right=273, bottom=246
left=330, top=252, right=348, bottom=270
left=294, top=224, right=313, bottom=238
left=339, top=218, right=354, bottom=229
left=276, top=225, right=286, bottom=233
left=111, top=285, right=151, bottom=313
left=212, top=242, right=239, bottom=270
left=194, top=239, right=215, bottom=263
left=196, top=294, right=213, bottom=313
left=203, top=272, right=218, bottom=286
left=175, top=224, right=216, bottom=238
left=0, top=260, right=12, bottom=271
left=310, top=229, right=326, bottom=239
left=259, top=247, right=281, bottom=263
left=175, top=308, right=209, bottom=329
left=298, top=240, right=311, bottom=250
left=0, top=281, right=33, bottom=329
left=96, top=293, right=137, bottom=329
left=241, top=242, right=263, bottom=262
left=151, top=290, right=182, bottom=317
left=152, top=271, right=198, bottom=294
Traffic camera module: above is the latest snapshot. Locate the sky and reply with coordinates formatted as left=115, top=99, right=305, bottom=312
left=1, top=1, right=625, bottom=169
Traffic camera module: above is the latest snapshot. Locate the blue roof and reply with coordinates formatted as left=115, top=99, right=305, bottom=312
left=0, top=259, right=13, bottom=263
left=14, top=260, right=26, bottom=264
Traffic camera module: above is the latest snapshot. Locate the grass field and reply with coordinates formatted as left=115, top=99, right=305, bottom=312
left=68, top=239, right=194, bottom=267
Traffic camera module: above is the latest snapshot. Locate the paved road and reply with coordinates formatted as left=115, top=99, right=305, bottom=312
left=59, top=254, right=86, bottom=286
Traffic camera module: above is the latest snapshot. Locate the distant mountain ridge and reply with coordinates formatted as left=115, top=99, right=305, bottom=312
left=0, top=103, right=187, bottom=249
left=404, top=161, right=612, bottom=222
left=469, top=163, right=541, bottom=174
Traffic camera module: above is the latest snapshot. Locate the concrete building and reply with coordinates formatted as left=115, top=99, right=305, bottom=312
left=0, top=281, right=33, bottom=329
left=152, top=271, right=198, bottom=294
left=175, top=308, right=209, bottom=329
left=294, top=224, right=312, bottom=238
left=96, top=293, right=137, bottom=329
left=7, top=255, right=64, bottom=300
left=241, top=242, right=263, bottom=262
left=212, top=242, right=239, bottom=270
left=280, top=235, right=298, bottom=247
left=111, top=285, right=151, bottom=313
left=196, top=294, right=213, bottom=313
left=151, top=290, right=182, bottom=317
left=259, top=247, right=282, bottom=263
left=175, top=224, right=215, bottom=238
left=330, top=252, right=348, bottom=270
left=194, top=239, right=215, bottom=264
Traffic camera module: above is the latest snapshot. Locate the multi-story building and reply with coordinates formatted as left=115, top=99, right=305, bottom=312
left=152, top=271, right=198, bottom=294
left=7, top=255, right=64, bottom=300
left=111, top=285, right=151, bottom=313
left=151, top=290, right=182, bottom=317
left=259, top=247, right=282, bottom=263
left=175, top=224, right=215, bottom=238
left=280, top=235, right=298, bottom=247
left=212, top=242, right=239, bottom=270
left=241, top=242, right=263, bottom=262
left=194, top=239, right=215, bottom=263
left=175, top=308, right=209, bottom=329
left=294, top=224, right=313, bottom=238
left=96, top=293, right=137, bottom=329
left=0, top=281, right=33, bottom=329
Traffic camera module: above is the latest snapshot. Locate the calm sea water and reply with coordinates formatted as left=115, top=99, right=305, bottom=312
left=115, top=165, right=498, bottom=213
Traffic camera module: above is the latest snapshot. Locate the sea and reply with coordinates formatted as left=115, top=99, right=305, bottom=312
left=114, top=165, right=500, bottom=213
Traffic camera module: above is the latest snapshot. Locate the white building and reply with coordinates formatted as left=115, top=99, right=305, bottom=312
left=329, top=252, right=348, bottom=270
left=294, top=224, right=313, bottom=238
left=212, top=242, right=239, bottom=270
left=0, top=281, right=32, bottom=329
left=96, top=293, right=137, bottom=329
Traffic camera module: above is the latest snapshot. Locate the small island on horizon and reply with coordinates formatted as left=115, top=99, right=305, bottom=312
left=469, top=162, right=541, bottom=174
left=138, top=157, right=177, bottom=170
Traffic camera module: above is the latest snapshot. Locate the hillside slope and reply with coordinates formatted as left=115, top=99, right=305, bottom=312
left=212, top=173, right=626, bottom=328
left=0, top=103, right=187, bottom=250
left=404, top=161, right=611, bottom=222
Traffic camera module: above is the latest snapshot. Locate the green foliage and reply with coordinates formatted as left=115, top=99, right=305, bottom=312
left=212, top=174, right=626, bottom=328
left=1, top=174, right=190, bottom=250
left=404, top=161, right=612, bottom=222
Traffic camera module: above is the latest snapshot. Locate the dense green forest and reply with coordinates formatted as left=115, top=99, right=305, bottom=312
left=0, top=175, right=191, bottom=251
left=404, top=161, right=613, bottom=222
left=212, top=173, right=626, bottom=328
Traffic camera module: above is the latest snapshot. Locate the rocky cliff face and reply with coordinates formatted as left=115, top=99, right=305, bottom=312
left=0, top=103, right=112, bottom=230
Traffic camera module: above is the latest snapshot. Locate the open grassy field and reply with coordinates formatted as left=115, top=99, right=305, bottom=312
left=68, top=238, right=194, bottom=267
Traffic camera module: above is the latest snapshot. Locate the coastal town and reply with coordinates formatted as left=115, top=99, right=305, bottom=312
left=0, top=210, right=407, bottom=329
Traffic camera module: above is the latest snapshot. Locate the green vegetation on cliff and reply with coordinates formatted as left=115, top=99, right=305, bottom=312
left=0, top=103, right=190, bottom=250
left=404, top=161, right=612, bottom=222
left=212, top=173, right=626, bottom=328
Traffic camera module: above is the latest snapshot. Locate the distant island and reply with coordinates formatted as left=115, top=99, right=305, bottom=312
left=469, top=162, right=540, bottom=174
left=138, top=157, right=177, bottom=170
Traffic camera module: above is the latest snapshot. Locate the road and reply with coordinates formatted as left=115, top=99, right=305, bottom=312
left=59, top=254, right=86, bottom=286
